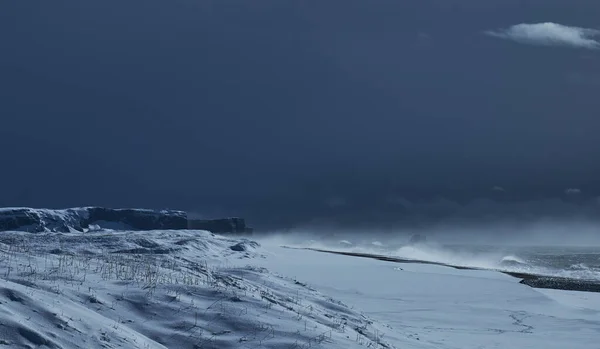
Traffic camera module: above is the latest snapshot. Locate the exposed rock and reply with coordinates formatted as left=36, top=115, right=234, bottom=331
left=0, top=207, right=187, bottom=233
left=81, top=207, right=188, bottom=231
left=511, top=273, right=600, bottom=293
left=229, top=243, right=246, bottom=252
left=0, top=208, right=86, bottom=233
left=229, top=240, right=260, bottom=252
left=188, top=218, right=253, bottom=235
left=0, top=207, right=254, bottom=235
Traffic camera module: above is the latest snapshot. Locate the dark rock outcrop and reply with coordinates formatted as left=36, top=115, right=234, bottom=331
left=81, top=207, right=188, bottom=231
left=229, top=240, right=260, bottom=252
left=0, top=207, right=187, bottom=233
left=0, top=207, right=254, bottom=235
left=510, top=273, right=600, bottom=293
left=188, top=218, right=253, bottom=235
left=0, top=209, right=41, bottom=232
left=0, top=208, right=86, bottom=233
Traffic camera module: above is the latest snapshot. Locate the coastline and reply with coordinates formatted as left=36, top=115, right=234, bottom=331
left=296, top=247, right=600, bottom=293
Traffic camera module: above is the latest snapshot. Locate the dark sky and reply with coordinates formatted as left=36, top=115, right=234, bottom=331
left=1, top=1, right=599, bottom=225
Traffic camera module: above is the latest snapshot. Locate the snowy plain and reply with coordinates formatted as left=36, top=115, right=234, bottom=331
left=0, top=229, right=598, bottom=349
left=253, top=241, right=600, bottom=349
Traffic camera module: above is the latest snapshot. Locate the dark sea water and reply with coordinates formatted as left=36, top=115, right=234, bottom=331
left=498, top=245, right=600, bottom=280
left=305, top=239, right=600, bottom=282
left=386, top=244, right=600, bottom=281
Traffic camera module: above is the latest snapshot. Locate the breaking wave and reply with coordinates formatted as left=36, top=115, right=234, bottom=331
left=393, top=244, right=600, bottom=281
left=568, top=263, right=596, bottom=271
left=290, top=238, right=598, bottom=281
left=262, top=233, right=600, bottom=281
left=390, top=244, right=517, bottom=270
left=499, top=255, right=528, bottom=267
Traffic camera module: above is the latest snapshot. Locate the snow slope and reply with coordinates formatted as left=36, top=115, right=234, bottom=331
left=252, top=241, right=600, bottom=349
left=0, top=230, right=394, bottom=349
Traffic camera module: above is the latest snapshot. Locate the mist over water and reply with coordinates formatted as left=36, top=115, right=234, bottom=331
left=258, top=221, right=600, bottom=281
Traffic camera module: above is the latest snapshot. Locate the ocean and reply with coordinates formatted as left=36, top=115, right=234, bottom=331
left=494, top=245, right=600, bottom=280
left=376, top=243, right=600, bottom=281
left=295, top=238, right=600, bottom=282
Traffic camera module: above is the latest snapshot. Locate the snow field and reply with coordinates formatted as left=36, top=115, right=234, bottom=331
left=0, top=230, right=395, bottom=349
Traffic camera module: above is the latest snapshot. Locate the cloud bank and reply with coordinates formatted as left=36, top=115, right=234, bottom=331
left=486, top=22, right=600, bottom=49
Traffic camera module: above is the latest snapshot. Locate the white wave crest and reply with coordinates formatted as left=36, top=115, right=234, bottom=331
left=500, top=255, right=527, bottom=265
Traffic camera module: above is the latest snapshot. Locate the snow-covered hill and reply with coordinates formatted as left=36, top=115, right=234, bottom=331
left=0, top=230, right=393, bottom=349
left=1, top=228, right=599, bottom=348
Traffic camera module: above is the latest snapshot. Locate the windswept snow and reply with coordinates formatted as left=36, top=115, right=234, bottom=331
left=1, top=229, right=599, bottom=349
left=0, top=230, right=393, bottom=349
left=253, top=241, right=600, bottom=349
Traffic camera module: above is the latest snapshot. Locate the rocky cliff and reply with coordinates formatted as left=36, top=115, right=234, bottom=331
left=188, top=218, right=253, bottom=235
left=0, top=207, right=187, bottom=233
left=0, top=207, right=252, bottom=234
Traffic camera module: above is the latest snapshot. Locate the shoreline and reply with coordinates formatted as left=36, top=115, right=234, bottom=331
left=296, top=247, right=600, bottom=293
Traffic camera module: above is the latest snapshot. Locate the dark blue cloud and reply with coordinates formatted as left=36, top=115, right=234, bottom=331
left=1, top=0, right=599, bottom=227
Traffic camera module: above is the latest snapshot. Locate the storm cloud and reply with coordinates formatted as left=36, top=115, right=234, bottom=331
left=1, top=0, right=599, bottom=229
